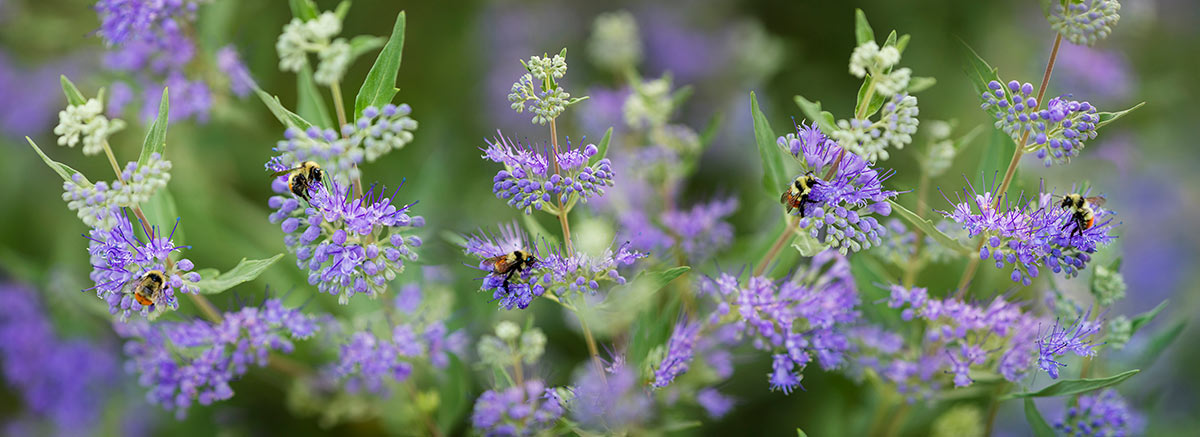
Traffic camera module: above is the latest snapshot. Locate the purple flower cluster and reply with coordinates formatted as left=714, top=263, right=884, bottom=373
left=470, top=379, right=565, bottom=436
left=463, top=223, right=645, bottom=310
left=651, top=319, right=700, bottom=388
left=941, top=183, right=1117, bottom=284
left=658, top=197, right=738, bottom=261
left=777, top=122, right=897, bottom=254
left=84, top=208, right=200, bottom=320
left=1054, top=389, right=1143, bottom=436
left=1037, top=309, right=1102, bottom=379
left=272, top=104, right=419, bottom=180
left=980, top=80, right=1100, bottom=166
left=569, top=362, right=653, bottom=432
left=0, top=284, right=119, bottom=434
left=1048, top=0, right=1121, bottom=46
left=268, top=176, right=424, bottom=304
left=95, top=0, right=232, bottom=122
left=116, top=298, right=320, bottom=417
left=216, top=45, right=256, bottom=98
left=702, top=250, right=860, bottom=394
left=62, top=154, right=172, bottom=230
left=483, top=132, right=615, bottom=214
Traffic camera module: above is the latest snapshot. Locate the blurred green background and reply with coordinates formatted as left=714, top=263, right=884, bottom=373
left=1, top=0, right=1198, bottom=435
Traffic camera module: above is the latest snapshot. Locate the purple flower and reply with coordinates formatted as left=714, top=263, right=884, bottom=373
left=696, top=388, right=735, bottom=419
left=94, top=0, right=198, bottom=47
left=1048, top=0, right=1121, bottom=46
left=941, top=182, right=1118, bottom=283
left=1055, top=44, right=1131, bottom=103
left=116, top=298, right=320, bottom=418
left=1053, top=389, right=1143, bottom=436
left=658, top=197, right=738, bottom=261
left=980, top=80, right=1101, bottom=166
left=0, top=284, right=119, bottom=434
left=483, top=132, right=615, bottom=214
left=268, top=177, right=423, bottom=304
left=1037, top=310, right=1103, bottom=379
left=652, top=319, right=700, bottom=388
left=462, top=224, right=645, bottom=310
left=569, top=362, right=652, bottom=432
left=471, top=380, right=564, bottom=436
left=703, top=250, right=859, bottom=392
left=83, top=208, right=199, bottom=320
left=216, top=45, right=256, bottom=97
left=776, top=122, right=898, bottom=254
left=272, top=103, right=418, bottom=180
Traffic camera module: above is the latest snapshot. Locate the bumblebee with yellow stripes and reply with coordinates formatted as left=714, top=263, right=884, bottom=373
left=1059, top=193, right=1106, bottom=237
left=484, top=250, right=539, bottom=288
left=270, top=161, right=324, bottom=201
left=781, top=173, right=821, bottom=218
left=131, top=270, right=166, bottom=307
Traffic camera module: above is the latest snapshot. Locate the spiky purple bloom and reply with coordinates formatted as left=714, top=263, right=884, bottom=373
left=0, top=284, right=119, bottom=434
left=94, top=0, right=198, bottom=47
left=1054, top=389, right=1143, bottom=436
left=268, top=175, right=423, bottom=304
left=116, top=298, right=320, bottom=418
left=272, top=104, right=418, bottom=181
left=471, top=380, right=565, bottom=436
left=980, top=80, right=1101, bottom=166
left=569, top=362, right=653, bottom=432
left=776, top=122, right=897, bottom=254
left=1037, top=310, right=1103, bottom=379
left=652, top=319, right=701, bottom=388
left=83, top=208, right=200, bottom=320
left=463, top=223, right=644, bottom=310
left=216, top=45, right=256, bottom=97
left=483, top=132, right=615, bottom=214
left=703, top=250, right=859, bottom=392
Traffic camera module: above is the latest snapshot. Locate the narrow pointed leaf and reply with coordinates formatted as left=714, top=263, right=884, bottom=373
left=348, top=35, right=386, bottom=62
left=887, top=200, right=971, bottom=255
left=1129, top=300, right=1168, bottom=334
left=751, top=92, right=787, bottom=196
left=1137, top=320, right=1186, bottom=368
left=255, top=88, right=313, bottom=130
left=333, top=0, right=351, bottom=20
left=587, top=127, right=613, bottom=167
left=854, top=9, right=874, bottom=45
left=287, top=0, right=319, bottom=20
left=60, top=75, right=87, bottom=106
left=1003, top=369, right=1139, bottom=399
left=793, top=95, right=838, bottom=134
left=855, top=76, right=886, bottom=118
left=296, top=66, right=334, bottom=128
left=959, top=39, right=1002, bottom=96
left=354, top=11, right=406, bottom=117
left=195, top=254, right=286, bottom=295
left=26, top=137, right=89, bottom=184
left=1094, top=102, right=1144, bottom=130
left=907, top=77, right=937, bottom=93
left=138, top=88, right=170, bottom=167
left=1024, top=399, right=1057, bottom=437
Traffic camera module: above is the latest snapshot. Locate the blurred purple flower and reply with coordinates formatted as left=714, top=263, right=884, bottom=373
left=216, top=45, right=256, bottom=97
left=471, top=380, right=564, bottom=436
left=1055, top=43, right=1131, bottom=103
left=652, top=318, right=701, bottom=388
left=1037, top=310, right=1102, bottom=379
left=570, top=362, right=652, bottom=432
left=1053, top=389, right=1143, bottom=436
left=696, top=388, right=734, bottom=419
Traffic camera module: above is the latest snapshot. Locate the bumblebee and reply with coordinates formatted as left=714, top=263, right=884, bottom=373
left=483, top=250, right=539, bottom=288
left=1059, top=193, right=1106, bottom=237
left=270, top=161, right=324, bottom=201
left=781, top=173, right=821, bottom=218
left=131, top=270, right=166, bottom=307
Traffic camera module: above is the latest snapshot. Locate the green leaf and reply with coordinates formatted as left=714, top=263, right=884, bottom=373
left=348, top=34, right=386, bottom=62
left=626, top=294, right=681, bottom=371
left=1038, top=0, right=1054, bottom=18
left=140, top=187, right=184, bottom=245
left=1137, top=319, right=1186, bottom=368
left=333, top=0, right=351, bottom=20
left=26, top=137, right=89, bottom=184
left=907, top=76, right=937, bottom=93
left=797, top=428, right=809, bottom=437
left=855, top=76, right=886, bottom=118
left=882, top=30, right=897, bottom=49
left=1094, top=102, right=1144, bottom=130
left=887, top=200, right=971, bottom=255
left=1129, top=300, right=1168, bottom=335
left=288, top=0, right=319, bottom=20
left=1003, top=369, right=1139, bottom=399
left=895, top=34, right=911, bottom=54
left=138, top=88, right=169, bottom=167
left=1024, top=399, right=1057, bottom=437
left=977, top=126, right=1017, bottom=180
left=255, top=88, right=313, bottom=130
left=791, top=230, right=824, bottom=257
left=670, top=84, right=694, bottom=112
left=296, top=66, right=334, bottom=128
left=793, top=95, right=838, bottom=134
left=698, top=112, right=724, bottom=149
left=854, top=9, right=874, bottom=45
left=959, top=39, right=1002, bottom=96
left=751, top=92, right=787, bottom=196
left=354, top=11, right=406, bottom=118
left=60, top=75, right=87, bottom=106
left=587, top=127, right=612, bottom=167
left=194, top=254, right=285, bottom=295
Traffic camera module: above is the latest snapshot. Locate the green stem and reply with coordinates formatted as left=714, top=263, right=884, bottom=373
left=903, top=172, right=931, bottom=287
left=576, top=310, right=607, bottom=384
left=548, top=118, right=574, bottom=253
left=330, top=81, right=363, bottom=199
left=956, top=34, right=1062, bottom=298
left=754, top=216, right=796, bottom=276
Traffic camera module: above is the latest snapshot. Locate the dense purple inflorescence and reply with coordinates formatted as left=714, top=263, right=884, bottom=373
left=483, top=132, right=615, bottom=215
left=1054, top=389, right=1143, bottom=436
left=471, top=379, right=565, bottom=436
left=83, top=207, right=200, bottom=320
left=980, top=80, right=1100, bottom=166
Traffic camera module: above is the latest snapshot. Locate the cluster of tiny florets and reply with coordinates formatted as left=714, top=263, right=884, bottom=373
left=54, top=98, right=125, bottom=155
left=1048, top=0, right=1121, bottom=46
left=273, top=104, right=418, bottom=181
left=276, top=11, right=351, bottom=85
left=84, top=209, right=199, bottom=320
left=62, top=155, right=171, bottom=230
left=483, top=133, right=614, bottom=215
left=831, top=93, right=919, bottom=162
left=981, top=80, right=1099, bottom=166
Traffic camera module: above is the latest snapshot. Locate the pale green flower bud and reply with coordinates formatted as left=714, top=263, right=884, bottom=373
left=495, top=321, right=521, bottom=341
left=931, top=405, right=984, bottom=437
left=623, top=76, right=673, bottom=130
left=1106, top=315, right=1132, bottom=349
left=1090, top=264, right=1127, bottom=307
left=315, top=38, right=351, bottom=85
left=588, top=11, right=641, bottom=73
left=54, top=98, right=122, bottom=156
left=518, top=328, right=547, bottom=364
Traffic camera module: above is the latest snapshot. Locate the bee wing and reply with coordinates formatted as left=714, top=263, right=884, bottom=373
left=269, top=167, right=303, bottom=177
left=1085, top=196, right=1107, bottom=207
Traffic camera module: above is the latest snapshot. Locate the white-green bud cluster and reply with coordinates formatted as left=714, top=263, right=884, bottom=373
left=849, top=41, right=910, bottom=96
left=1090, top=264, right=1127, bottom=307
left=62, top=157, right=172, bottom=230
left=1105, top=315, right=1132, bottom=350
left=588, top=10, right=642, bottom=74
left=276, top=11, right=351, bottom=85
left=930, top=405, right=984, bottom=437
left=476, top=322, right=548, bottom=368
left=831, top=93, right=919, bottom=162
left=921, top=120, right=955, bottom=177
left=54, top=98, right=124, bottom=156
left=508, top=50, right=586, bottom=125
left=623, top=76, right=673, bottom=130
left=1049, top=0, right=1121, bottom=46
